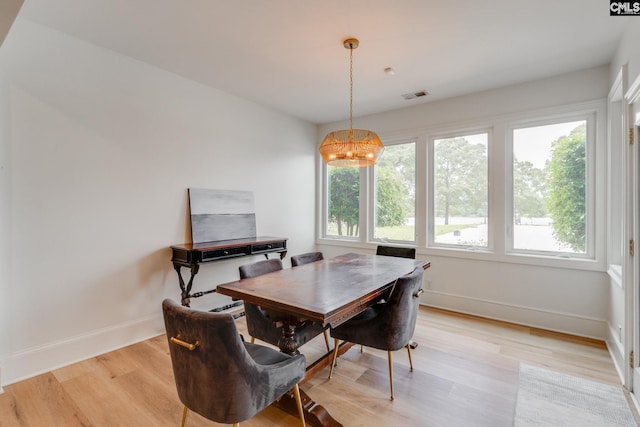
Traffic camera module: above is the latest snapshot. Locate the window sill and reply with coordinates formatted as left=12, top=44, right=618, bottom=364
left=316, top=238, right=605, bottom=272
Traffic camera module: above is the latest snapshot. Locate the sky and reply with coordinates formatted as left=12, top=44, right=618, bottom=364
left=513, top=120, right=585, bottom=168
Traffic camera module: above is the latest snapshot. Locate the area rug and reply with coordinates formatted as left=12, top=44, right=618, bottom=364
left=514, top=364, right=637, bottom=427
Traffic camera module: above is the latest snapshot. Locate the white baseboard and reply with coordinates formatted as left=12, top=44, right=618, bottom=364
left=0, top=312, right=165, bottom=387
left=605, top=322, right=627, bottom=385
left=423, top=290, right=607, bottom=340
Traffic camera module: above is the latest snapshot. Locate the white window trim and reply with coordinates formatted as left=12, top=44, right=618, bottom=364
left=428, top=128, right=492, bottom=251
left=368, top=138, right=418, bottom=245
left=316, top=99, right=607, bottom=272
left=506, top=111, right=597, bottom=260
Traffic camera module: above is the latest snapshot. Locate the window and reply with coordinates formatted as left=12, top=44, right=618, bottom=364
left=510, top=119, right=590, bottom=255
left=318, top=100, right=604, bottom=268
left=431, top=132, right=489, bottom=248
left=372, top=141, right=416, bottom=242
left=325, top=165, right=360, bottom=238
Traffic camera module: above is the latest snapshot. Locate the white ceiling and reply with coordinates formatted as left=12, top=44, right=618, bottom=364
left=16, top=0, right=629, bottom=124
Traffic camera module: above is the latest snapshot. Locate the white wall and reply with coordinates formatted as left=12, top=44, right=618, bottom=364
left=607, top=20, right=640, bottom=382
left=0, top=19, right=317, bottom=386
left=318, top=65, right=611, bottom=339
left=0, top=41, right=11, bottom=393
left=612, top=22, right=640, bottom=91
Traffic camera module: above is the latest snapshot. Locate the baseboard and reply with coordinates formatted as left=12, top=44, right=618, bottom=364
left=605, top=322, right=626, bottom=385
left=0, top=312, right=165, bottom=387
left=424, top=290, right=607, bottom=340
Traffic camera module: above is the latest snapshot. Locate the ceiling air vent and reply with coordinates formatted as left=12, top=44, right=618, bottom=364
left=401, top=90, right=428, bottom=100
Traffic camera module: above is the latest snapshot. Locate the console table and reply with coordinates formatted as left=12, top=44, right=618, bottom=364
left=170, top=236, right=287, bottom=308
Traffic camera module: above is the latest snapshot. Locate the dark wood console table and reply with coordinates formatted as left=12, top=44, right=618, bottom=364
left=170, top=236, right=287, bottom=308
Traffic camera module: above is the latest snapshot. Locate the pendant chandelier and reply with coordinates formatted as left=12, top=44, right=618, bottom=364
left=319, top=38, right=384, bottom=167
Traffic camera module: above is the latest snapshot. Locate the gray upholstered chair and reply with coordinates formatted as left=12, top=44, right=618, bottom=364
left=290, top=252, right=331, bottom=352
left=290, top=251, right=324, bottom=267
left=328, top=267, right=424, bottom=400
left=162, top=299, right=306, bottom=427
left=239, top=259, right=330, bottom=352
left=376, top=245, right=419, bottom=350
left=376, top=245, right=416, bottom=259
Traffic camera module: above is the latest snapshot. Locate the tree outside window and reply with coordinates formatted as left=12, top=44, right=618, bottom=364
left=327, top=166, right=360, bottom=237
left=373, top=142, right=416, bottom=242
left=433, top=133, right=488, bottom=247
left=512, top=120, right=586, bottom=253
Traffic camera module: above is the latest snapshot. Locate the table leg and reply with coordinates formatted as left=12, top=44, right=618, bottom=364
left=278, top=322, right=300, bottom=355
left=276, top=388, right=342, bottom=427
left=272, top=319, right=348, bottom=426
left=173, top=264, right=199, bottom=307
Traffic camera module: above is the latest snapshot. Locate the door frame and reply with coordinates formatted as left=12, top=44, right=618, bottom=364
left=625, top=71, right=640, bottom=394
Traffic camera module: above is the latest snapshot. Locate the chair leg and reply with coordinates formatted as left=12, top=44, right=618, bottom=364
left=406, top=344, right=413, bottom=372
left=328, top=338, right=339, bottom=379
left=250, top=336, right=255, bottom=344
left=233, top=424, right=239, bottom=427
left=323, top=330, right=330, bottom=353
left=293, top=383, right=307, bottom=427
left=388, top=351, right=394, bottom=401
left=181, top=406, right=189, bottom=427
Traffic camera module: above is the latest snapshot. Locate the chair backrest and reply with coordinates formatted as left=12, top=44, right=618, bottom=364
left=376, top=245, right=416, bottom=259
left=162, top=299, right=267, bottom=423
left=238, top=259, right=284, bottom=344
left=379, top=267, right=424, bottom=350
left=291, top=252, right=324, bottom=267
left=239, top=258, right=283, bottom=279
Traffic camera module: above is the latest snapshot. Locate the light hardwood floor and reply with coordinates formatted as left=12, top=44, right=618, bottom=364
left=0, top=307, right=636, bottom=426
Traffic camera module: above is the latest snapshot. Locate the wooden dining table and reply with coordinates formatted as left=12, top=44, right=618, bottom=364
left=216, top=252, right=430, bottom=427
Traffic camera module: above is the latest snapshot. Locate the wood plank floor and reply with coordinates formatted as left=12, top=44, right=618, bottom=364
left=0, top=307, right=635, bottom=426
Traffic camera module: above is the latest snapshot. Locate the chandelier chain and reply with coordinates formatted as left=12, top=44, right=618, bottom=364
left=349, top=43, right=353, bottom=132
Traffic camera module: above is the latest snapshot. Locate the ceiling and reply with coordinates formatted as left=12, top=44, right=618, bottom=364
left=15, top=0, right=629, bottom=124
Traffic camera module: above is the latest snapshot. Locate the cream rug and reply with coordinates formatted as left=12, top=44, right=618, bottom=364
left=514, top=364, right=637, bottom=427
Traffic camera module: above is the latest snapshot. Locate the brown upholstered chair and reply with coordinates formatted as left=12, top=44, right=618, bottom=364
left=290, top=252, right=331, bottom=352
left=328, top=267, right=424, bottom=400
left=290, top=251, right=324, bottom=267
left=239, top=259, right=330, bottom=352
left=162, top=299, right=306, bottom=427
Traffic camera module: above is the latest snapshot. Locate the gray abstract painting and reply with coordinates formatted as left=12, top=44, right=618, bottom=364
left=189, top=188, right=256, bottom=243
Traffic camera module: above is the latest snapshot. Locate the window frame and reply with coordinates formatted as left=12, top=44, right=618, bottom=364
left=368, top=138, right=418, bottom=245
left=317, top=99, right=606, bottom=272
left=427, top=128, right=492, bottom=251
left=506, top=112, right=597, bottom=260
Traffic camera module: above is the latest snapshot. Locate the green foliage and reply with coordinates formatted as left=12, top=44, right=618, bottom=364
left=513, top=159, right=547, bottom=220
left=546, top=124, right=586, bottom=252
left=434, top=137, right=487, bottom=224
left=328, top=167, right=359, bottom=236
left=375, top=167, right=408, bottom=227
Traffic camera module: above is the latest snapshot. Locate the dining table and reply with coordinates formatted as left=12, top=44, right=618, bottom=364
left=216, top=252, right=430, bottom=427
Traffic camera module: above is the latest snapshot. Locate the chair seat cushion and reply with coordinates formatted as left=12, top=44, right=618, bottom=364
left=244, top=342, right=292, bottom=365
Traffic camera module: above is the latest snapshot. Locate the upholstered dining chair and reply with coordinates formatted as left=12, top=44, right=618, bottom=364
left=376, top=245, right=419, bottom=350
left=162, top=299, right=306, bottom=427
left=376, top=245, right=416, bottom=259
left=290, top=251, right=324, bottom=267
left=328, top=267, right=425, bottom=400
left=290, top=252, right=331, bottom=352
left=239, top=259, right=330, bottom=352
